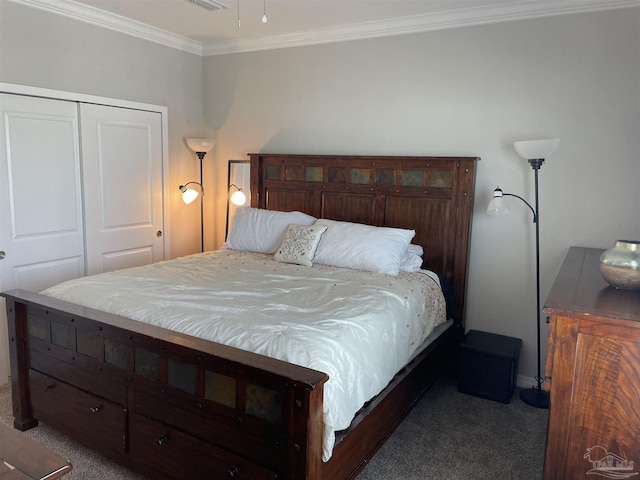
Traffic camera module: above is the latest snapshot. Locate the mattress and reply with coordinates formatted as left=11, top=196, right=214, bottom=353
left=42, top=249, right=447, bottom=460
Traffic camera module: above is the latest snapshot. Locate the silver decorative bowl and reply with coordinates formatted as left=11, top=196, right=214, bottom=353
left=600, top=240, right=640, bottom=290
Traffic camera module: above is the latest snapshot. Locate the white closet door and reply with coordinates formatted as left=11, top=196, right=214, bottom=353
left=0, top=94, right=85, bottom=293
left=0, top=94, right=85, bottom=384
left=80, top=104, right=164, bottom=275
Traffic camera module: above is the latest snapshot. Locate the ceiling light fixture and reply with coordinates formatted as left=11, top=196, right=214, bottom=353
left=234, top=0, right=267, bottom=27
left=188, top=0, right=229, bottom=11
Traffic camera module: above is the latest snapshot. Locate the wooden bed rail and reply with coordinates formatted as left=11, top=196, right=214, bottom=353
left=3, top=289, right=328, bottom=479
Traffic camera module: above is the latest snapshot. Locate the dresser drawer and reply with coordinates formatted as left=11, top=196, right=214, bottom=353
left=30, top=369, right=126, bottom=455
left=130, top=413, right=278, bottom=480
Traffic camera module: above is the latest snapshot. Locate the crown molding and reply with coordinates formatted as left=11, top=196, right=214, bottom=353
left=203, top=0, right=640, bottom=55
left=9, top=0, right=204, bottom=55
left=9, top=0, right=640, bottom=57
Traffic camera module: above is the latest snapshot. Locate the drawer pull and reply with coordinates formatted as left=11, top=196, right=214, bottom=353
left=156, top=434, right=169, bottom=446
left=89, top=405, right=103, bottom=414
left=43, top=384, right=55, bottom=392
left=226, top=466, right=239, bottom=478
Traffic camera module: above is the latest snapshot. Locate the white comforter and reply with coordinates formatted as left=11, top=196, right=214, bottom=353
left=42, top=249, right=446, bottom=461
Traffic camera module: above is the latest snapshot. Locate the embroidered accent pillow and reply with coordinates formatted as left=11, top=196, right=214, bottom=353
left=274, top=224, right=328, bottom=267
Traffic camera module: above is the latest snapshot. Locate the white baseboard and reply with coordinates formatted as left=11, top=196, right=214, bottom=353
left=517, top=375, right=539, bottom=389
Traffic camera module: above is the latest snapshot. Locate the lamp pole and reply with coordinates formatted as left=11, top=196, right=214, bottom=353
left=488, top=139, right=558, bottom=409
left=184, top=138, right=214, bottom=254
left=196, top=152, right=205, bottom=253
left=519, top=158, right=549, bottom=408
left=496, top=162, right=548, bottom=408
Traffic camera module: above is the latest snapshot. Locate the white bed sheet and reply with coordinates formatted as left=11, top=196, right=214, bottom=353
left=42, top=249, right=446, bottom=461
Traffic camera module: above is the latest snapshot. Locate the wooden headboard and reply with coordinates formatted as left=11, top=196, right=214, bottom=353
left=249, top=153, right=479, bottom=324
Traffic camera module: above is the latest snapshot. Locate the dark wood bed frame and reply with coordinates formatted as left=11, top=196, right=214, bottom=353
left=3, top=154, right=478, bottom=480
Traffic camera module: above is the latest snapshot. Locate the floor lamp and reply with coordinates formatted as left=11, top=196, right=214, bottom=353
left=487, top=138, right=559, bottom=409
left=181, top=138, right=215, bottom=253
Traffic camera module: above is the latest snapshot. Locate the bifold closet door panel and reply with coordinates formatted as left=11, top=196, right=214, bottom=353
left=0, top=93, right=85, bottom=293
left=79, top=104, right=164, bottom=275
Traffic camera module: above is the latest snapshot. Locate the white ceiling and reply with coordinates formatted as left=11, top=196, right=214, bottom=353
left=13, top=0, right=640, bottom=55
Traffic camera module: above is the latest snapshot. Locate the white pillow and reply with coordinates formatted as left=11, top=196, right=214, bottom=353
left=400, top=244, right=424, bottom=272
left=313, top=219, right=415, bottom=276
left=224, top=207, right=316, bottom=254
left=274, top=224, right=328, bottom=267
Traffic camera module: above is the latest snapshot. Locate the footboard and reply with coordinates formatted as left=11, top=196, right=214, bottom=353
left=3, top=289, right=328, bottom=480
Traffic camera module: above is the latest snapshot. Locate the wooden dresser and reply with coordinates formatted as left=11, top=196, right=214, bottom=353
left=543, top=246, right=640, bottom=479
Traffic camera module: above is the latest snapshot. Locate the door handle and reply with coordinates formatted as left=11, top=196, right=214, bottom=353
left=0, top=251, right=5, bottom=260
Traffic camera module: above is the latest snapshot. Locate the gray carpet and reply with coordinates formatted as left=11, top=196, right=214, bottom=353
left=0, top=376, right=547, bottom=479
left=357, top=377, right=548, bottom=479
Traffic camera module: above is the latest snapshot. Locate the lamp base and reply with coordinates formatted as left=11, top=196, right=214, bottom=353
left=520, top=386, right=549, bottom=409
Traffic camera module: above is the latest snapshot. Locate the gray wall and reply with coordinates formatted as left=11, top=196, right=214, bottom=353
left=203, top=9, right=640, bottom=382
left=0, top=0, right=207, bottom=259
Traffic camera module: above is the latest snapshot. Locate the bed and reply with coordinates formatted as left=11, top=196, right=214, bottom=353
left=3, top=153, right=478, bottom=480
